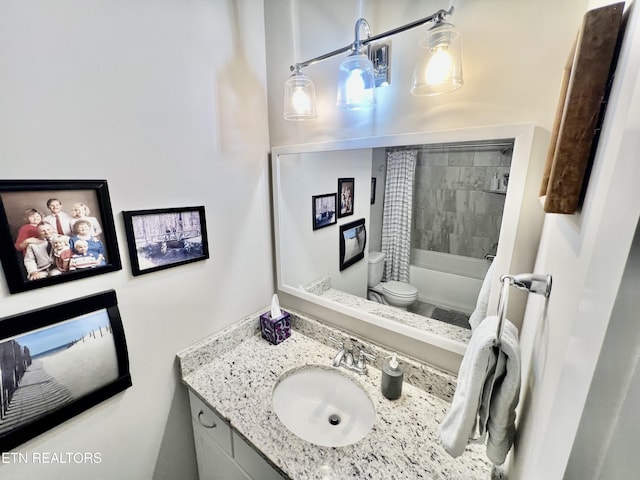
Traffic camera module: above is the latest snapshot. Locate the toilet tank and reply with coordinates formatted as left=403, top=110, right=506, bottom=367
left=367, top=251, right=385, bottom=287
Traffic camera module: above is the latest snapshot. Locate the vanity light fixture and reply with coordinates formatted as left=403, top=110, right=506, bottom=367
left=411, top=14, right=463, bottom=96
left=283, top=66, right=318, bottom=120
left=336, top=18, right=377, bottom=111
left=283, top=7, right=463, bottom=120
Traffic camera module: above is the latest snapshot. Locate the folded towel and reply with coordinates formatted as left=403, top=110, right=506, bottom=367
left=439, top=315, right=521, bottom=465
left=469, top=261, right=495, bottom=331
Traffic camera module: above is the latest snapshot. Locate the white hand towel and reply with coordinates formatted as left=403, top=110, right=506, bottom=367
left=469, top=261, right=495, bottom=331
left=439, top=315, right=521, bottom=465
left=485, top=321, right=521, bottom=465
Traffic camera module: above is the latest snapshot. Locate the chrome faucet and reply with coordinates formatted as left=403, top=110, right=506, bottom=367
left=332, top=347, right=345, bottom=367
left=329, top=336, right=376, bottom=374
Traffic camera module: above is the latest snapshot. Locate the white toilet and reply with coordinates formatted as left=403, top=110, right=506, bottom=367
left=367, top=251, right=418, bottom=309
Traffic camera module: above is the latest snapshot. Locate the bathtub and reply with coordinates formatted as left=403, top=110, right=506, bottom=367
left=409, top=249, right=491, bottom=314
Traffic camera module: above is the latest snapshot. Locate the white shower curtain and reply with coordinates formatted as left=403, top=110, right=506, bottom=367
left=381, top=150, right=417, bottom=282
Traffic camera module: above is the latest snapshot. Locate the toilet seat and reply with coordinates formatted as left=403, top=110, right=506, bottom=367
left=382, top=280, right=418, bottom=298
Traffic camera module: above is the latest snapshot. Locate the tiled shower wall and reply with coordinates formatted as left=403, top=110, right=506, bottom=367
left=387, top=142, right=513, bottom=260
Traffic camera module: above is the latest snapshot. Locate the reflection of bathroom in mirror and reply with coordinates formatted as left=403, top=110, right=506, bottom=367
left=273, top=125, right=547, bottom=353
left=370, top=140, right=513, bottom=326
left=278, top=139, right=513, bottom=338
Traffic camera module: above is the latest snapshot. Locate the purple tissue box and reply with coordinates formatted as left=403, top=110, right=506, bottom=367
left=260, top=310, right=291, bottom=345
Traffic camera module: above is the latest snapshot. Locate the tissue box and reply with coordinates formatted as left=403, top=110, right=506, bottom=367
left=260, top=310, right=291, bottom=345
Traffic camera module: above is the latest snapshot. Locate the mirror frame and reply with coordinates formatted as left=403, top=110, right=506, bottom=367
left=271, top=124, right=548, bottom=368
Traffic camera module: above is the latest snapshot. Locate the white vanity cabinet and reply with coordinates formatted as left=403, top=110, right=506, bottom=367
left=188, top=391, right=285, bottom=480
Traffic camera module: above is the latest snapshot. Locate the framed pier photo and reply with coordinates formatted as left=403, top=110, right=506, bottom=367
left=0, top=290, right=132, bottom=452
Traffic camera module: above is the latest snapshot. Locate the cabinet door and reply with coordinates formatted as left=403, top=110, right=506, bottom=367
left=233, top=432, right=286, bottom=480
left=188, top=390, right=286, bottom=480
left=188, top=391, right=233, bottom=455
left=192, top=419, right=251, bottom=480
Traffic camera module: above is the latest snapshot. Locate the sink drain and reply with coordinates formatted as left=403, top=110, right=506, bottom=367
left=328, top=414, right=341, bottom=426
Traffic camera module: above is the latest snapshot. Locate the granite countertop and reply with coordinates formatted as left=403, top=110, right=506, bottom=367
left=177, top=309, right=492, bottom=480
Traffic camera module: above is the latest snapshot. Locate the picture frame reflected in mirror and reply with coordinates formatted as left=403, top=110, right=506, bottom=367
left=312, top=193, right=337, bottom=231
left=370, top=177, right=376, bottom=205
left=337, top=177, right=354, bottom=218
left=339, top=218, right=366, bottom=271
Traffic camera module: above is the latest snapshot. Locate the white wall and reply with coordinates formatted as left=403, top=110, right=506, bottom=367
left=508, top=1, right=640, bottom=478
left=0, top=1, right=273, bottom=479
left=278, top=149, right=372, bottom=296
left=564, top=219, right=640, bottom=479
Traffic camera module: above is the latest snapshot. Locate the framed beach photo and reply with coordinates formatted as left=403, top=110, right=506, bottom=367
left=312, top=193, right=337, bottom=230
left=0, top=290, right=132, bottom=452
left=122, top=206, right=209, bottom=276
left=0, top=180, right=122, bottom=294
left=337, top=177, right=354, bottom=218
left=339, top=218, right=366, bottom=271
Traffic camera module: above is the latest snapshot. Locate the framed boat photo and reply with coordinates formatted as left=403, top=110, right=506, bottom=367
left=122, top=206, right=209, bottom=276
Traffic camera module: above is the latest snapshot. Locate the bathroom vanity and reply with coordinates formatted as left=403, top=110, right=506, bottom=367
left=188, top=390, right=284, bottom=480
left=177, top=308, right=493, bottom=479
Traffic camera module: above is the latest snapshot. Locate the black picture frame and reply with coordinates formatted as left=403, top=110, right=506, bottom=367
left=337, top=177, right=354, bottom=218
left=339, top=218, right=366, bottom=271
left=0, top=180, right=122, bottom=294
left=122, top=206, right=209, bottom=276
left=371, top=177, right=377, bottom=205
left=312, top=193, right=337, bottom=230
left=0, top=290, right=132, bottom=452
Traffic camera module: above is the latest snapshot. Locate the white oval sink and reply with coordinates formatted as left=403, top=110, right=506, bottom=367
left=272, top=366, right=375, bottom=447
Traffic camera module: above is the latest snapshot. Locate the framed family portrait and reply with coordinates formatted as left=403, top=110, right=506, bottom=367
left=0, top=180, right=122, bottom=294
left=0, top=290, right=132, bottom=452
left=312, top=193, right=337, bottom=230
left=339, top=218, right=367, bottom=271
left=337, top=177, right=354, bottom=218
left=122, top=206, right=209, bottom=276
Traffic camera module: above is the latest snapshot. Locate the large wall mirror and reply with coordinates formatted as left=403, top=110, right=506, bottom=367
left=272, top=124, right=548, bottom=366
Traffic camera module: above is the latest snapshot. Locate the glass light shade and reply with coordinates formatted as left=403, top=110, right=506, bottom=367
left=411, top=22, right=463, bottom=96
left=284, top=71, right=317, bottom=120
left=336, top=53, right=376, bottom=110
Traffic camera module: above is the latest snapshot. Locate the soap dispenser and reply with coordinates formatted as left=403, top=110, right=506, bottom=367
left=381, top=353, right=404, bottom=400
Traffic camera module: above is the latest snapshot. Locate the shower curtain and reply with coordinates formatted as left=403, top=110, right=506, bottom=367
left=381, top=150, right=417, bottom=283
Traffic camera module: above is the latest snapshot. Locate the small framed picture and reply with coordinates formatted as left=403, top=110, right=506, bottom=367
left=339, top=218, right=367, bottom=271
left=337, top=178, right=354, bottom=218
left=122, top=206, right=209, bottom=276
left=370, top=177, right=377, bottom=205
left=0, top=290, right=132, bottom=452
left=0, top=180, right=122, bottom=294
left=312, top=193, right=337, bottom=230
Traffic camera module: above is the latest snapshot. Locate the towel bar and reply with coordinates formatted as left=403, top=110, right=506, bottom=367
left=495, top=273, right=552, bottom=346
